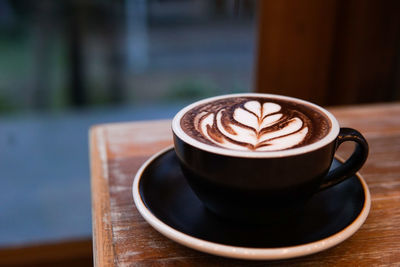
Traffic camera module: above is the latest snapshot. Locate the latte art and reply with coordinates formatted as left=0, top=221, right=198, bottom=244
left=194, top=100, right=309, bottom=151
left=179, top=96, right=331, bottom=152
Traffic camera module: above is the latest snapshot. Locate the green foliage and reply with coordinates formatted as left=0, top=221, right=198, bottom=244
left=0, top=92, right=17, bottom=113
left=165, top=79, right=220, bottom=101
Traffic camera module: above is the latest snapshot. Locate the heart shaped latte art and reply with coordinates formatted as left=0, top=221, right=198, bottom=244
left=194, top=100, right=309, bottom=151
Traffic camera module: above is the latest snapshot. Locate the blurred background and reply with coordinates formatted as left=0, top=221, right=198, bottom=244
left=0, top=0, right=399, bottom=265
left=0, top=0, right=256, bottom=265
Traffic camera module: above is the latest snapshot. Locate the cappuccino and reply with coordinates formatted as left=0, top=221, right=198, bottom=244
left=179, top=96, right=330, bottom=152
left=172, top=93, right=368, bottom=223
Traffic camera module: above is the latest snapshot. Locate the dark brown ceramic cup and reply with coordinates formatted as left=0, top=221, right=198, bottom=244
left=172, top=94, right=368, bottom=224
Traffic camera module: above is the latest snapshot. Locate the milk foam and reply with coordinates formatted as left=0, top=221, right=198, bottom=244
left=195, top=100, right=309, bottom=151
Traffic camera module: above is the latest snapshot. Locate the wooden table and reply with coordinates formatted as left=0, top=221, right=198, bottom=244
left=90, top=102, right=400, bottom=266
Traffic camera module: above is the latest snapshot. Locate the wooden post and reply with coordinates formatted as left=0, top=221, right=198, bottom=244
left=255, top=0, right=400, bottom=105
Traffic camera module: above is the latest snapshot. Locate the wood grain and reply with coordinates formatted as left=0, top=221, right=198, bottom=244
left=327, top=0, right=400, bottom=105
left=255, top=0, right=400, bottom=105
left=90, top=127, right=116, bottom=266
left=255, top=0, right=337, bottom=105
left=90, top=103, right=400, bottom=266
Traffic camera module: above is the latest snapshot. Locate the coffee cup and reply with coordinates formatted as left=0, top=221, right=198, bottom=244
left=172, top=93, right=368, bottom=224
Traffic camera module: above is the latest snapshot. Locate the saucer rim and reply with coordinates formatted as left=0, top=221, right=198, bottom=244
left=132, top=146, right=371, bottom=260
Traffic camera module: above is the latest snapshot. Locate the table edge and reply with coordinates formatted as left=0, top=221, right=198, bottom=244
left=90, top=126, right=115, bottom=267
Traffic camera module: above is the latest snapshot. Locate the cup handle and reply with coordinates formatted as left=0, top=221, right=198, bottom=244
left=319, top=127, right=369, bottom=191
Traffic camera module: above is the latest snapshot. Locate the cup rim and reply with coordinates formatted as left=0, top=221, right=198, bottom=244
left=172, top=93, right=339, bottom=158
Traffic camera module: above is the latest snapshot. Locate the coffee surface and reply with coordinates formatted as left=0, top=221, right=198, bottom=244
left=180, top=97, right=331, bottom=151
